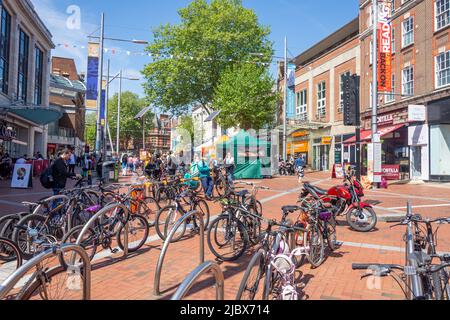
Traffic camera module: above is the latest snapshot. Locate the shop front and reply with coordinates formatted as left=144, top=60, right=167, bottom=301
left=312, top=134, right=332, bottom=171
left=287, top=130, right=309, bottom=163
left=346, top=109, right=410, bottom=180
left=428, top=97, right=450, bottom=181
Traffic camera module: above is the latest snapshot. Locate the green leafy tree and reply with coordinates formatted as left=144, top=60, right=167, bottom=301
left=142, top=0, right=273, bottom=116
left=84, top=111, right=97, bottom=148
left=214, top=63, right=278, bottom=130
left=107, top=91, right=153, bottom=151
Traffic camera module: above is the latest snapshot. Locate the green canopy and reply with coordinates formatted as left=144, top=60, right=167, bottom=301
left=216, top=130, right=268, bottom=179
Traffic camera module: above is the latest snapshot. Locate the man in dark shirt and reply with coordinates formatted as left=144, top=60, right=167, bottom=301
left=52, top=149, right=80, bottom=195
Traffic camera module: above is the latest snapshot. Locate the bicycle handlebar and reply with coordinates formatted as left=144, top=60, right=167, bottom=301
left=352, top=263, right=404, bottom=271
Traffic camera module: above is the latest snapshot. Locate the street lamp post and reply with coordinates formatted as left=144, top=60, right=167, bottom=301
left=95, top=13, right=105, bottom=157
left=117, top=70, right=122, bottom=155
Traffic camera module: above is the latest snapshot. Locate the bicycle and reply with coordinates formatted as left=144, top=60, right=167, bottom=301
left=154, top=188, right=210, bottom=242
left=0, top=236, right=22, bottom=272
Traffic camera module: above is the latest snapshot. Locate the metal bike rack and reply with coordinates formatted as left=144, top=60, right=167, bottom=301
left=0, top=244, right=91, bottom=300
left=76, top=203, right=130, bottom=258
left=31, top=195, right=70, bottom=215
left=153, top=210, right=204, bottom=296
left=171, top=261, right=224, bottom=300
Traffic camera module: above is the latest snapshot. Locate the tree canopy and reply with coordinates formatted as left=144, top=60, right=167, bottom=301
left=214, top=63, right=278, bottom=130
left=142, top=0, right=274, bottom=120
left=107, top=91, right=153, bottom=150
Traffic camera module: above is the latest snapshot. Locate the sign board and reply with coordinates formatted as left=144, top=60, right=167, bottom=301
left=11, top=164, right=33, bottom=189
left=322, top=136, right=332, bottom=145
left=0, top=123, right=18, bottom=141
left=382, top=164, right=400, bottom=180
left=377, top=1, right=393, bottom=92
left=408, top=105, right=426, bottom=122
left=333, top=164, right=345, bottom=179
left=367, top=143, right=382, bottom=183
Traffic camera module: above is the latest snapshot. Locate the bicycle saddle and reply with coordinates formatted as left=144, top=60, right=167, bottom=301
left=282, top=205, right=300, bottom=213
left=234, top=190, right=250, bottom=197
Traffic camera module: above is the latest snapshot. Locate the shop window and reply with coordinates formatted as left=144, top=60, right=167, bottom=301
left=436, top=0, right=450, bottom=31
left=430, top=125, right=450, bottom=176
left=436, top=51, right=450, bottom=88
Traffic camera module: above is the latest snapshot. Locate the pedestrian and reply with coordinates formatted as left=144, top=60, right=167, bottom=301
left=0, top=153, right=12, bottom=180
left=167, top=151, right=177, bottom=176
left=68, top=150, right=76, bottom=174
left=121, top=153, right=128, bottom=176
left=16, top=155, right=27, bottom=164
left=36, top=152, right=44, bottom=160
left=81, top=154, right=93, bottom=185
left=52, top=149, right=81, bottom=195
left=197, top=155, right=213, bottom=200
left=224, top=152, right=235, bottom=183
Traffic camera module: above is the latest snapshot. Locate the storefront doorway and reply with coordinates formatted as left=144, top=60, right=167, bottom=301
left=411, top=146, right=422, bottom=179
left=313, top=143, right=330, bottom=171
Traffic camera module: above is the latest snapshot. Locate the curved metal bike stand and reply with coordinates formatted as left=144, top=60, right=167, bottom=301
left=153, top=210, right=204, bottom=296
left=171, top=261, right=224, bottom=300
left=0, top=244, right=91, bottom=300
left=31, top=195, right=70, bottom=215
left=76, top=203, right=130, bottom=258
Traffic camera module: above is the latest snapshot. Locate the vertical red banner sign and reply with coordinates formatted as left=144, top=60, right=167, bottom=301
left=377, top=1, right=392, bottom=92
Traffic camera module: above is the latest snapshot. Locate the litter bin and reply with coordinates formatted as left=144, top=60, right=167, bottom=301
left=102, top=161, right=118, bottom=184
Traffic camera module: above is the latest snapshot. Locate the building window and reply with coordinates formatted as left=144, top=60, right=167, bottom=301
left=385, top=74, right=396, bottom=103
left=402, top=66, right=414, bottom=96
left=369, top=82, right=373, bottom=109
left=436, top=51, right=450, bottom=88
left=339, top=71, right=350, bottom=113
left=402, top=16, right=414, bottom=47
left=296, top=89, right=307, bottom=120
left=436, top=0, right=450, bottom=30
left=317, top=81, right=326, bottom=119
left=17, top=29, right=29, bottom=102
left=0, top=7, right=11, bottom=95
left=369, top=40, right=373, bottom=65
left=392, top=28, right=395, bottom=54
left=34, top=47, right=43, bottom=105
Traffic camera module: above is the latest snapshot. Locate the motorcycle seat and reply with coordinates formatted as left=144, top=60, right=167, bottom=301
left=304, top=183, right=328, bottom=196
left=282, top=205, right=301, bottom=213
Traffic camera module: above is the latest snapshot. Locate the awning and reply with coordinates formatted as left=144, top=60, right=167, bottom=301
left=344, top=124, right=406, bottom=144
left=5, top=105, right=63, bottom=125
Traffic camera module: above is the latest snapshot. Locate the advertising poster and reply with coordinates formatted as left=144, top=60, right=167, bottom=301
left=86, top=42, right=100, bottom=110
left=11, top=164, right=33, bottom=189
left=286, top=63, right=296, bottom=119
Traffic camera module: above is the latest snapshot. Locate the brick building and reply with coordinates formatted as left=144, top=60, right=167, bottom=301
left=280, top=18, right=361, bottom=171
left=146, top=114, right=171, bottom=154
left=359, top=0, right=450, bottom=181
left=48, top=57, right=86, bottom=157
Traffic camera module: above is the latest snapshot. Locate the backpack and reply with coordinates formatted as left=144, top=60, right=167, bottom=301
left=40, top=165, right=54, bottom=189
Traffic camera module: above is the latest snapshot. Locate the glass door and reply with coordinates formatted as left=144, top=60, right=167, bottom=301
left=411, top=146, right=422, bottom=179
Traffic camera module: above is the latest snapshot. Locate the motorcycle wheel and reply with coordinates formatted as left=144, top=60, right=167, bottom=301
left=346, top=207, right=377, bottom=232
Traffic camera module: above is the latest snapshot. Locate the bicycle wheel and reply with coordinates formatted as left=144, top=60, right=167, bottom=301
left=0, top=213, right=24, bottom=240
left=193, top=199, right=210, bottom=230
left=236, top=249, right=266, bottom=300
left=215, top=178, right=227, bottom=197
left=325, top=218, right=338, bottom=251
left=207, top=214, right=249, bottom=262
left=156, top=187, right=173, bottom=208
left=117, top=214, right=149, bottom=253
left=138, top=197, right=160, bottom=227
left=307, top=224, right=325, bottom=268
left=155, top=206, right=186, bottom=242
left=12, top=215, right=53, bottom=261
left=0, top=237, right=22, bottom=271
left=61, top=225, right=98, bottom=261
left=21, top=266, right=87, bottom=300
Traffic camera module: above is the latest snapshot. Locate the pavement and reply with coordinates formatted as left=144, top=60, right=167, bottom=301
left=1, top=171, right=450, bottom=300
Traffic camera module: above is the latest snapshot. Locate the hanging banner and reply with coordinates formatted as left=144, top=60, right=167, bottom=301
left=286, top=63, right=296, bottom=119
left=377, top=1, right=392, bottom=92
left=86, top=42, right=100, bottom=110
left=100, top=80, right=107, bottom=125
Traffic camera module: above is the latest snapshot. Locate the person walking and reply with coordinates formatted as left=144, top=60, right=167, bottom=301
left=52, top=149, right=80, bottom=195
left=68, top=150, right=76, bottom=174
left=121, top=154, right=128, bottom=176
left=0, top=153, right=12, bottom=180
left=197, top=155, right=213, bottom=200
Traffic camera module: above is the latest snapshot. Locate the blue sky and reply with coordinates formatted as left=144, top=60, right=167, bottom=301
left=32, top=0, right=358, bottom=98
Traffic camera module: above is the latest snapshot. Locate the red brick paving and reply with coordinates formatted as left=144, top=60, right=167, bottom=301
left=2, top=171, right=450, bottom=300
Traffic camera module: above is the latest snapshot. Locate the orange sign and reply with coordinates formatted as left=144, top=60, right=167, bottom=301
left=377, top=1, right=392, bottom=92
left=321, top=137, right=332, bottom=145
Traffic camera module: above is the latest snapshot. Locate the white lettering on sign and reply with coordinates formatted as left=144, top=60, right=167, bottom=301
left=377, top=114, right=393, bottom=124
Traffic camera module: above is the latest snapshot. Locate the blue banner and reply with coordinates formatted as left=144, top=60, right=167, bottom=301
left=100, top=89, right=106, bottom=124
left=86, top=56, right=99, bottom=109
left=286, top=63, right=296, bottom=119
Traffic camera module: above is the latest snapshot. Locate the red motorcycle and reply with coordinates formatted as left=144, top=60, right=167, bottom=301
left=299, top=169, right=377, bottom=232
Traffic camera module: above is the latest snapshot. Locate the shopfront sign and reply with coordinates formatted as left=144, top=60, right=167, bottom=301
left=377, top=0, right=393, bottom=92
left=377, top=114, right=393, bottom=125
left=321, top=136, right=332, bottom=145
left=408, top=105, right=426, bottom=122
left=0, top=123, right=18, bottom=141
left=382, top=164, right=400, bottom=180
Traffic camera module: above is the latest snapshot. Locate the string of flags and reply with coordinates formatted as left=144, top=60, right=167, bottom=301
left=55, top=42, right=272, bottom=67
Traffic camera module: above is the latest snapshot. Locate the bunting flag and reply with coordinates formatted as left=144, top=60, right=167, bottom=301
left=55, top=42, right=272, bottom=67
